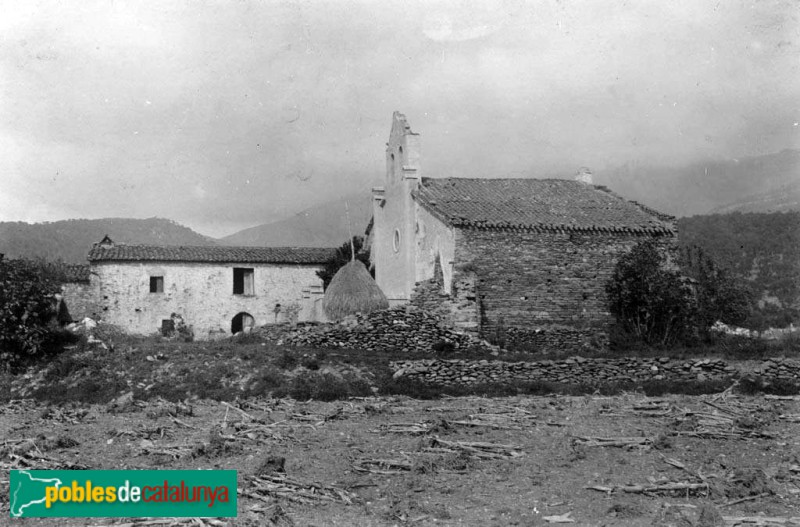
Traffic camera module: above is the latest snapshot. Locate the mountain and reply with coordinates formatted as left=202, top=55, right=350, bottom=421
left=220, top=191, right=373, bottom=248
left=0, top=218, right=216, bottom=263
left=678, top=211, right=800, bottom=327
left=601, top=149, right=800, bottom=217
left=709, top=180, right=800, bottom=214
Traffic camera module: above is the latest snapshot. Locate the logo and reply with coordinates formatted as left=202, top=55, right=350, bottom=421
left=9, top=470, right=237, bottom=518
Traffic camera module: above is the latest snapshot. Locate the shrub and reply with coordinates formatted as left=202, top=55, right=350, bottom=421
left=244, top=370, right=286, bottom=398
left=0, top=258, right=65, bottom=369
left=679, top=245, right=753, bottom=335
left=275, top=349, right=299, bottom=370
left=606, top=241, right=696, bottom=347
left=300, top=354, right=320, bottom=370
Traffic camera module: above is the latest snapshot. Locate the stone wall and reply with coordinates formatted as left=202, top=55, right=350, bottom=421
left=455, top=228, right=675, bottom=339
left=284, top=306, right=476, bottom=352
left=61, top=281, right=101, bottom=321
left=93, top=261, right=325, bottom=339
left=410, top=267, right=480, bottom=336
left=497, top=326, right=609, bottom=353
left=391, top=356, right=800, bottom=386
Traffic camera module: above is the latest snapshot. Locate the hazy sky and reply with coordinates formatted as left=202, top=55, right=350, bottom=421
left=1, top=0, right=798, bottom=237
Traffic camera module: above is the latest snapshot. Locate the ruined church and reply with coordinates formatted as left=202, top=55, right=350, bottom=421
left=370, top=112, right=676, bottom=347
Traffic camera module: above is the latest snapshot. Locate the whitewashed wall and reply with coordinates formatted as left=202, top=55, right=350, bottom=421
left=93, top=261, right=324, bottom=338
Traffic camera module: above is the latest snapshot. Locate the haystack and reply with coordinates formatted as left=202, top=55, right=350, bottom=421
left=323, top=260, right=389, bottom=321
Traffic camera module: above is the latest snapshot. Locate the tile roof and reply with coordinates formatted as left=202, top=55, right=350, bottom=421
left=88, top=244, right=337, bottom=264
left=413, top=178, right=675, bottom=234
left=63, top=264, right=91, bottom=283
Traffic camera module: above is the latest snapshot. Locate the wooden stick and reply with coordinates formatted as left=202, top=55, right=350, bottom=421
left=720, top=492, right=771, bottom=507
left=222, top=401, right=257, bottom=421
left=721, top=516, right=800, bottom=525
left=586, top=482, right=708, bottom=494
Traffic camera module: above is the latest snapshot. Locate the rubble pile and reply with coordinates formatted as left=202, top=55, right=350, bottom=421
left=283, top=306, right=477, bottom=352
left=390, top=357, right=740, bottom=386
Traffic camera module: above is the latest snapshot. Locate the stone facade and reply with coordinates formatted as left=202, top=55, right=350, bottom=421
left=409, top=265, right=480, bottom=336
left=92, top=261, right=325, bottom=339
left=61, top=281, right=101, bottom=321
left=371, top=112, right=676, bottom=349
left=456, top=229, right=675, bottom=342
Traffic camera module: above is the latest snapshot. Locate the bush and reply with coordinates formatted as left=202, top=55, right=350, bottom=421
left=679, top=245, right=753, bottom=335
left=0, top=258, right=66, bottom=370
left=275, top=349, right=299, bottom=370
left=606, top=241, right=696, bottom=347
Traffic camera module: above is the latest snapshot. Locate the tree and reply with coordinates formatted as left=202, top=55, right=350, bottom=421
left=316, top=236, right=372, bottom=290
left=0, top=257, right=65, bottom=368
left=606, top=241, right=696, bottom=347
left=679, top=245, right=753, bottom=333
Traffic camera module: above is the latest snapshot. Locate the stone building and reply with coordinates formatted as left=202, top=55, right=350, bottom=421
left=59, top=264, right=99, bottom=321
left=85, top=236, right=334, bottom=339
left=371, top=112, right=676, bottom=347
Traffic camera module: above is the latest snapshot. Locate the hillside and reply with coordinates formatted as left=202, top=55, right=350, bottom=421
left=603, top=149, right=800, bottom=217
left=710, top=180, right=800, bottom=214
left=220, top=191, right=373, bottom=248
left=0, top=218, right=216, bottom=263
left=678, top=211, right=800, bottom=327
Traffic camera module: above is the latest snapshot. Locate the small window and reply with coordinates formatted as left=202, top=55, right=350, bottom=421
left=393, top=229, right=401, bottom=253
left=150, top=276, right=164, bottom=293
left=161, top=319, right=174, bottom=336
left=233, top=268, right=254, bottom=295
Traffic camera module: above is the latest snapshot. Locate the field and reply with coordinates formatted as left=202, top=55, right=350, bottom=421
left=2, top=338, right=800, bottom=526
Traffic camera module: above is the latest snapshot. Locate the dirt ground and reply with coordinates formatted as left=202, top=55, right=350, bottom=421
left=2, top=391, right=800, bottom=527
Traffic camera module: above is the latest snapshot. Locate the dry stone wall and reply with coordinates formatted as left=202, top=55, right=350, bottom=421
left=283, top=306, right=477, bottom=352
left=391, top=357, right=800, bottom=386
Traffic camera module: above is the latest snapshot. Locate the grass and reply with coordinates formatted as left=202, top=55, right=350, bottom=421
left=1, top=331, right=798, bottom=405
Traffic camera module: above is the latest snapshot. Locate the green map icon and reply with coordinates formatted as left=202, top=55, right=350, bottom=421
left=10, top=470, right=63, bottom=517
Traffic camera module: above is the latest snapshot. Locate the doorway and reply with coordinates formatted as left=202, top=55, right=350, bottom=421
left=231, top=312, right=255, bottom=334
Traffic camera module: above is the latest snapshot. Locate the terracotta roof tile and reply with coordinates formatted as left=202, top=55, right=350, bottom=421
left=64, top=264, right=91, bottom=283
left=88, top=244, right=336, bottom=264
left=413, top=178, right=675, bottom=235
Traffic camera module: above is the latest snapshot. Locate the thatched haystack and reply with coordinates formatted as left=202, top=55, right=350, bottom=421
left=323, top=260, right=389, bottom=321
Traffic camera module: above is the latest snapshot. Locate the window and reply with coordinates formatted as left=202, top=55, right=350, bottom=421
left=150, top=276, right=164, bottom=293
left=393, top=229, right=401, bottom=253
left=233, top=268, right=254, bottom=295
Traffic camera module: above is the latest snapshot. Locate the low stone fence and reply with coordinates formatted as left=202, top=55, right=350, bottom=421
left=283, top=307, right=477, bottom=353
left=391, top=357, right=800, bottom=386
left=756, top=358, right=800, bottom=381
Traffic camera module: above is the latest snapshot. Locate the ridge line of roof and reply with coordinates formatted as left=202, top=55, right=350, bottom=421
left=91, top=243, right=337, bottom=251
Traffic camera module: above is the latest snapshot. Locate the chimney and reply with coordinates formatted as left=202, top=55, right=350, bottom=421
left=97, top=235, right=115, bottom=249
left=575, top=167, right=593, bottom=185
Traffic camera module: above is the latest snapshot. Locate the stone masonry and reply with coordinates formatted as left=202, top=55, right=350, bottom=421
left=455, top=229, right=675, bottom=345
left=391, top=356, right=800, bottom=387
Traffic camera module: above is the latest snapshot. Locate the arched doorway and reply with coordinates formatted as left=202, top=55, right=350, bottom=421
left=231, top=312, right=255, bottom=334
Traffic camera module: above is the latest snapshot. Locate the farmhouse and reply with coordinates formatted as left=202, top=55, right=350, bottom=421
left=84, top=236, right=334, bottom=339
left=371, top=112, right=676, bottom=348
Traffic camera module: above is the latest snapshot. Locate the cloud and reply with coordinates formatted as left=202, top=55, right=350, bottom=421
left=0, top=0, right=797, bottom=235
